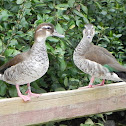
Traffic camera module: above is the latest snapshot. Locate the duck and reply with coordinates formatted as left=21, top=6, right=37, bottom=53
left=0, top=23, right=65, bottom=101
left=73, top=24, right=126, bottom=88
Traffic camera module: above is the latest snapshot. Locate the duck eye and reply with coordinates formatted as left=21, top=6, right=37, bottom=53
left=46, top=27, right=51, bottom=30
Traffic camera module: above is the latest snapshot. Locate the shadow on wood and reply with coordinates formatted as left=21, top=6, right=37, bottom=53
left=0, top=82, right=126, bottom=126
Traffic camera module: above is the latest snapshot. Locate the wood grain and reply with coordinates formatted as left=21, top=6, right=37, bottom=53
left=0, top=82, right=126, bottom=126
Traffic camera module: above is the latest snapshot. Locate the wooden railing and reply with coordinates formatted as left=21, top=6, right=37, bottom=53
left=0, top=82, right=126, bottom=126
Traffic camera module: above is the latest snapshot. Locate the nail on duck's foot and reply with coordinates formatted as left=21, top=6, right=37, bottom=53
left=26, top=90, right=40, bottom=97
left=19, top=94, right=31, bottom=101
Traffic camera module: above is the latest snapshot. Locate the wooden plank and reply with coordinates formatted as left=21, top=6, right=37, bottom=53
left=0, top=82, right=126, bottom=126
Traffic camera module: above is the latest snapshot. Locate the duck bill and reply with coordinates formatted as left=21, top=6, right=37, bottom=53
left=52, top=30, right=65, bottom=38
left=87, top=35, right=91, bottom=39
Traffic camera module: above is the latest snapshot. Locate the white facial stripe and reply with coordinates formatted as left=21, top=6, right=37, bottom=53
left=42, top=26, right=52, bottom=29
left=36, top=25, right=52, bottom=32
left=36, top=28, right=43, bottom=32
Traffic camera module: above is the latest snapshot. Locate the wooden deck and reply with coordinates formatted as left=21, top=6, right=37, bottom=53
left=0, top=82, right=126, bottom=126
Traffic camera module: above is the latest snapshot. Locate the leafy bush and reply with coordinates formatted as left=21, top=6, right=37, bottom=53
left=0, top=0, right=126, bottom=125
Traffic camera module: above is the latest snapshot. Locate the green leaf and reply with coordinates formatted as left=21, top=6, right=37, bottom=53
left=35, top=3, right=46, bottom=7
left=24, top=2, right=32, bottom=8
left=94, top=78, right=101, bottom=84
left=59, top=125, right=67, bottom=126
left=95, top=1, right=102, bottom=9
left=76, top=19, right=82, bottom=26
left=64, top=77, right=68, bottom=87
left=60, top=40, right=66, bottom=50
left=80, top=4, right=88, bottom=14
left=20, top=17, right=28, bottom=28
left=16, top=0, right=24, bottom=4
left=109, top=9, right=115, bottom=12
left=31, top=82, right=47, bottom=93
left=9, top=86, right=18, bottom=97
left=12, top=50, right=20, bottom=56
left=69, top=78, right=79, bottom=82
left=96, top=114, right=105, bottom=122
left=68, top=0, right=75, bottom=7
left=4, top=49, right=20, bottom=57
left=42, top=9, right=51, bottom=14
left=9, top=39, right=18, bottom=47
left=80, top=124, right=90, bottom=126
left=83, top=15, right=89, bottom=23
left=27, top=30, right=34, bottom=37
left=56, top=23, right=64, bottom=34
left=73, top=10, right=84, bottom=17
left=46, top=43, right=54, bottom=53
left=55, top=87, right=66, bottom=91
left=59, top=58, right=67, bottom=71
left=80, top=124, right=85, bottom=126
left=0, top=10, right=10, bottom=21
left=58, top=57, right=67, bottom=71
left=0, top=81, right=7, bottom=96
left=20, top=85, right=28, bottom=95
left=69, top=20, right=75, bottom=29
left=63, top=15, right=70, bottom=20
left=24, top=9, right=32, bottom=16
left=113, top=34, right=122, bottom=38
left=103, top=35, right=110, bottom=42
left=4, top=49, right=14, bottom=57
left=101, top=10, right=107, bottom=15
left=55, top=4, right=69, bottom=10
left=54, top=46, right=65, bottom=56
left=85, top=118, right=94, bottom=125
left=47, top=37, right=59, bottom=42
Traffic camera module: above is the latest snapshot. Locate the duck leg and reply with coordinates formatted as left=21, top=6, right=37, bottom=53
left=78, top=76, right=94, bottom=89
left=26, top=83, right=40, bottom=97
left=94, top=79, right=105, bottom=86
left=87, top=76, right=95, bottom=88
left=16, top=85, right=31, bottom=101
left=78, top=77, right=105, bottom=89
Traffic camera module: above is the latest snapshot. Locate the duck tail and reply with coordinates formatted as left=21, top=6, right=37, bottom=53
left=114, top=71, right=126, bottom=82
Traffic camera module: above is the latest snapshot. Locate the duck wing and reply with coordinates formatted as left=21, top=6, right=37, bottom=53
left=84, top=45, right=126, bottom=72
left=0, top=51, right=30, bottom=74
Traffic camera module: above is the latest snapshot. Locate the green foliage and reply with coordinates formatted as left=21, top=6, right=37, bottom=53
left=0, top=0, right=126, bottom=125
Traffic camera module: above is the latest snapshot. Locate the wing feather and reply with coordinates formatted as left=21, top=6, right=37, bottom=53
left=0, top=51, right=30, bottom=74
left=84, top=45, right=126, bottom=72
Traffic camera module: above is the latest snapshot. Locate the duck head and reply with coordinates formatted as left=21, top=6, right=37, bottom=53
left=35, top=23, right=65, bottom=41
left=83, top=24, right=95, bottom=43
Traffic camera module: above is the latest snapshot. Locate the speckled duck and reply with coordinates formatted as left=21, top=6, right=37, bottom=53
left=0, top=23, right=64, bottom=101
left=73, top=24, right=126, bottom=88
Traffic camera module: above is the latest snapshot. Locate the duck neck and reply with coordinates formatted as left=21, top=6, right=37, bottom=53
left=30, top=37, right=47, bottom=56
left=74, top=36, right=92, bottom=56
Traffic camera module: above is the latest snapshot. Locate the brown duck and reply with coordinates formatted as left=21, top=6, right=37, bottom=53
left=0, top=23, right=64, bottom=101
